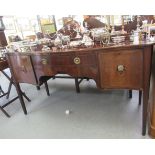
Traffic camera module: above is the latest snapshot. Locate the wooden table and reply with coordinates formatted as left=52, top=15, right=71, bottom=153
left=6, top=42, right=154, bottom=135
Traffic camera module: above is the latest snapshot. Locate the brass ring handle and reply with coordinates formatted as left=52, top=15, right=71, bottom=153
left=41, top=58, right=48, bottom=65
left=117, top=65, right=125, bottom=72
left=74, top=57, right=80, bottom=65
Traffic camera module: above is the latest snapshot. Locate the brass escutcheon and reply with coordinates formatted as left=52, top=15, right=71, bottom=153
left=117, top=65, right=125, bottom=72
left=42, top=58, right=47, bottom=65
left=74, top=57, right=80, bottom=64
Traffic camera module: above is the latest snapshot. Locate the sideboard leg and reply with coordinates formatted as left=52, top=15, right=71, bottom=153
left=14, top=83, right=27, bottom=115
left=142, top=45, right=152, bottom=136
left=128, top=90, right=132, bottom=98
left=44, top=82, right=50, bottom=96
left=142, top=90, right=149, bottom=136
left=139, top=90, right=142, bottom=106
left=75, top=78, right=80, bottom=93
left=36, top=86, right=40, bottom=90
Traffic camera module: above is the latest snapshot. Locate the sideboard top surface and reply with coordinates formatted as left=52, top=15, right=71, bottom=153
left=6, top=41, right=155, bottom=56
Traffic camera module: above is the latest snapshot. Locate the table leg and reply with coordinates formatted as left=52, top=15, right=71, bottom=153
left=142, top=90, right=149, bottom=136
left=128, top=90, right=132, bottom=98
left=75, top=78, right=80, bottom=93
left=139, top=90, right=142, bottom=106
left=44, top=82, right=50, bottom=96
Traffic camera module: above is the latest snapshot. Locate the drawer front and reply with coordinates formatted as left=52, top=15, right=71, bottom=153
left=99, top=49, right=143, bottom=89
left=75, top=52, right=98, bottom=78
left=32, top=53, right=79, bottom=77
left=8, top=55, right=37, bottom=84
left=32, top=54, right=54, bottom=78
left=51, top=53, right=78, bottom=76
left=32, top=52, right=98, bottom=78
left=75, top=52, right=97, bottom=66
left=51, top=54, right=75, bottom=66
left=51, top=52, right=97, bottom=66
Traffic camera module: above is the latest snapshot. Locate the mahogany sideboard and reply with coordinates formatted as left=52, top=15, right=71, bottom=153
left=6, top=42, right=154, bottom=136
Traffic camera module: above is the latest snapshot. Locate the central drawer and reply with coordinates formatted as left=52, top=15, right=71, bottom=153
left=32, top=52, right=98, bottom=78
left=51, top=54, right=75, bottom=66
left=98, top=49, right=143, bottom=89
left=75, top=52, right=98, bottom=78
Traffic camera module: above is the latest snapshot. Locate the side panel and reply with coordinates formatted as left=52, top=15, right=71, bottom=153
left=7, top=54, right=37, bottom=85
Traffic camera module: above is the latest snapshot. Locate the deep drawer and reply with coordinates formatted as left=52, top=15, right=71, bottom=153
left=98, top=49, right=143, bottom=89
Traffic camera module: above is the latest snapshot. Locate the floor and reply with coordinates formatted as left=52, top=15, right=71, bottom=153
left=0, top=69, right=150, bottom=139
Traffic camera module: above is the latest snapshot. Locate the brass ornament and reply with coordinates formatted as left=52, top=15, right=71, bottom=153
left=74, top=57, right=80, bottom=65
left=117, top=65, right=125, bottom=72
left=42, top=58, right=48, bottom=65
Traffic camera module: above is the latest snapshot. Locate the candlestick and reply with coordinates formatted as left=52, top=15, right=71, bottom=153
left=121, top=15, right=127, bottom=34
left=137, top=15, right=141, bottom=31
left=111, top=15, right=115, bottom=34
left=111, top=15, right=114, bottom=27
left=106, top=15, right=110, bottom=31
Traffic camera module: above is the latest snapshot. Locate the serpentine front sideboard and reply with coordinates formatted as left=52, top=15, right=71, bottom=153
left=6, top=42, right=154, bottom=136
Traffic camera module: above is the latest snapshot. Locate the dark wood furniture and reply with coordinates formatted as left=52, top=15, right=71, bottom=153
left=6, top=42, right=154, bottom=135
left=5, top=54, right=54, bottom=97
left=0, top=57, right=30, bottom=117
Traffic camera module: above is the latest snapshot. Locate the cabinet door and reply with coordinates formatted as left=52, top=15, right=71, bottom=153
left=8, top=55, right=37, bottom=85
left=98, top=49, right=143, bottom=89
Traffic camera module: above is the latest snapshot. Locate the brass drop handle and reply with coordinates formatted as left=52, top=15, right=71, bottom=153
left=74, top=57, right=80, bottom=65
left=117, top=65, right=125, bottom=72
left=42, top=58, right=48, bottom=65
